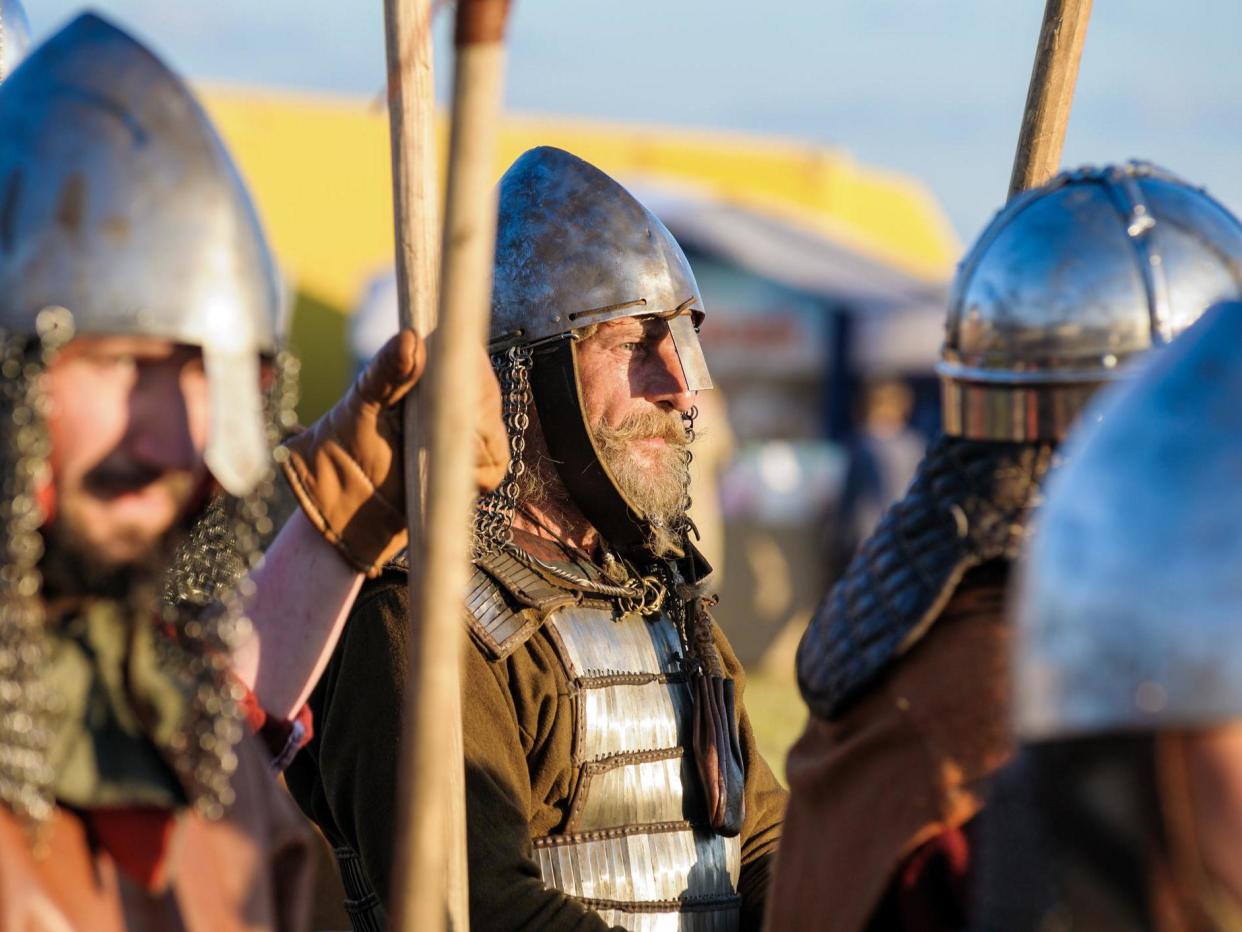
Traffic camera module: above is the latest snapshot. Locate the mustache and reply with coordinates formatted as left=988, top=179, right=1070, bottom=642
left=594, top=409, right=690, bottom=448
left=83, top=459, right=180, bottom=499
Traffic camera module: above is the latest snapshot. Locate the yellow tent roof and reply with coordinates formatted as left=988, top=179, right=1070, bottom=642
left=200, top=85, right=959, bottom=416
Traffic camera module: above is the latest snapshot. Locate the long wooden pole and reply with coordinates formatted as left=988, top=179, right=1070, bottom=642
left=388, top=1, right=512, bottom=930
left=1008, top=0, right=1094, bottom=198
left=381, top=0, right=470, bottom=928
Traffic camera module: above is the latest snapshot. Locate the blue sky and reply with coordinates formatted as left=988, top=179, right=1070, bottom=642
left=23, top=1, right=1242, bottom=241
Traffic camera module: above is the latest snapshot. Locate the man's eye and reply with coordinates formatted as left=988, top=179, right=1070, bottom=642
left=93, top=353, right=137, bottom=370
left=619, top=341, right=642, bottom=352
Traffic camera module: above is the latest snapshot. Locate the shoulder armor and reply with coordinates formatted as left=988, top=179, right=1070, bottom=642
left=797, top=438, right=1053, bottom=720
left=465, top=551, right=580, bottom=660
left=375, top=549, right=577, bottom=660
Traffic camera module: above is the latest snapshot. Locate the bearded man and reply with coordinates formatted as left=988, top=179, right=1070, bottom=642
left=285, top=147, right=788, bottom=931
left=0, top=13, right=507, bottom=927
left=766, top=163, right=1242, bottom=932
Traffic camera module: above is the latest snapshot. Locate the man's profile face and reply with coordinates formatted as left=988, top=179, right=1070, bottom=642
left=575, top=316, right=697, bottom=520
left=45, top=335, right=211, bottom=569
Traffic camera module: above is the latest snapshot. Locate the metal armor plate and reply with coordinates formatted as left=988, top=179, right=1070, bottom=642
left=539, top=603, right=742, bottom=930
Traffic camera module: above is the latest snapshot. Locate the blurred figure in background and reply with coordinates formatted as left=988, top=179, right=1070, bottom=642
left=982, top=301, right=1242, bottom=931
left=0, top=15, right=320, bottom=925
left=768, top=163, right=1242, bottom=932
left=0, top=13, right=507, bottom=927
left=835, top=378, right=923, bottom=563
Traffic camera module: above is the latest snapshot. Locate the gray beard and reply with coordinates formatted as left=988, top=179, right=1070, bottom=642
left=515, top=423, right=691, bottom=559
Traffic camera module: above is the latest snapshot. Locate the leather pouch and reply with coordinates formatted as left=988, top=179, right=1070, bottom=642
left=687, top=597, right=746, bottom=836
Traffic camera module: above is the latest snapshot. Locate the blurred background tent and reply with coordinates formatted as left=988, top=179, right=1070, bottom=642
left=201, top=87, right=959, bottom=766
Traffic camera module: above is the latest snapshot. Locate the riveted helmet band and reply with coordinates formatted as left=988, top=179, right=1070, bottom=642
left=939, top=161, right=1242, bottom=442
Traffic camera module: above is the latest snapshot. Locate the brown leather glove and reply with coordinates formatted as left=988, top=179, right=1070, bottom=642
left=281, top=330, right=510, bottom=577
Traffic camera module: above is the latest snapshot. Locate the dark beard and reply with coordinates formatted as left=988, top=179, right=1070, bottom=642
left=39, top=520, right=184, bottom=603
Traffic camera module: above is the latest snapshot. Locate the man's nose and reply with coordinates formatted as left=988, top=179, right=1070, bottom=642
left=124, top=365, right=200, bottom=471
left=647, top=334, right=696, bottom=414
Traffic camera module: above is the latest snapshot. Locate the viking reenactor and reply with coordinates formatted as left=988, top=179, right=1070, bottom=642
left=980, top=299, right=1242, bottom=930
left=766, top=163, right=1242, bottom=932
left=284, top=146, right=789, bottom=931
left=0, top=13, right=510, bottom=927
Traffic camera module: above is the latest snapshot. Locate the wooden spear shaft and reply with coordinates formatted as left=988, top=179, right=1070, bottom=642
left=388, top=1, right=512, bottom=930
left=381, top=0, right=470, bottom=928
left=1008, top=0, right=1093, bottom=198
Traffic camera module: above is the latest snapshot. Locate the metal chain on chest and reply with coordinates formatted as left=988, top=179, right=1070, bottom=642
left=504, top=541, right=667, bottom=615
left=0, top=328, right=61, bottom=829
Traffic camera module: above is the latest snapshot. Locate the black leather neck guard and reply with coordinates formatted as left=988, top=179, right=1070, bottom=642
left=529, top=335, right=652, bottom=557
left=797, top=436, right=1056, bottom=720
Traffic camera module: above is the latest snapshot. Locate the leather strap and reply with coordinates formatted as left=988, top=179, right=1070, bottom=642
left=333, top=846, right=386, bottom=932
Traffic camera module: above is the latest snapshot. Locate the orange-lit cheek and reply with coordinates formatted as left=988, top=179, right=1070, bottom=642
left=577, top=355, right=631, bottom=430
left=46, top=362, right=124, bottom=489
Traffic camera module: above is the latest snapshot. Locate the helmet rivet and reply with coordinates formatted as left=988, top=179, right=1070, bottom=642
left=34, top=306, right=75, bottom=348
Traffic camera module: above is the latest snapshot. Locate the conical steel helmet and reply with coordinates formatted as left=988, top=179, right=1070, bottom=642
left=1014, top=301, right=1242, bottom=740
left=0, top=0, right=30, bottom=82
left=491, top=146, right=707, bottom=359
left=0, top=13, right=280, bottom=495
left=940, top=162, right=1242, bottom=442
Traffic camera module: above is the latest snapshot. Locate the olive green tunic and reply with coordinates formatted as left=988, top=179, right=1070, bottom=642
left=285, top=566, right=787, bottom=931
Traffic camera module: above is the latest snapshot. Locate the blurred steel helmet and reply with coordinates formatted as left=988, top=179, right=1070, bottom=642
left=485, top=147, right=712, bottom=556
left=0, top=0, right=30, bottom=82
left=1014, top=301, right=1242, bottom=740
left=939, top=162, right=1242, bottom=442
left=0, top=13, right=280, bottom=495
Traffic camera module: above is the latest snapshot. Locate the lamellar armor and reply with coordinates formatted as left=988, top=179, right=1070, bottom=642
left=0, top=0, right=30, bottom=82
left=0, top=13, right=291, bottom=825
left=798, top=162, right=1242, bottom=721
left=472, top=148, right=741, bottom=930
left=468, top=553, right=742, bottom=931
